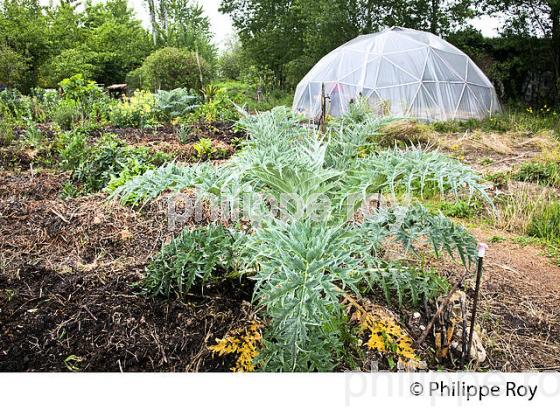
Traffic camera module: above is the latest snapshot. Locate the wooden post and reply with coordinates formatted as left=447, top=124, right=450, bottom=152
left=320, top=83, right=326, bottom=132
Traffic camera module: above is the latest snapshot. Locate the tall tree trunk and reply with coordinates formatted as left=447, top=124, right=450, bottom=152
left=430, top=0, right=439, bottom=34
left=146, top=0, right=158, bottom=45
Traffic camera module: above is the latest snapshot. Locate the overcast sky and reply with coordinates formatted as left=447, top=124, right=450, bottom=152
left=42, top=1, right=501, bottom=50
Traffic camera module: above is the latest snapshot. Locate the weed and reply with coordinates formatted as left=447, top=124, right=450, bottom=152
left=377, top=120, right=432, bottom=147
left=489, top=235, right=506, bottom=243
left=438, top=199, right=481, bottom=218
left=527, top=201, right=560, bottom=243
left=486, top=171, right=510, bottom=189
left=63, top=355, right=83, bottom=372
left=491, top=183, right=556, bottom=234
left=514, top=161, right=560, bottom=188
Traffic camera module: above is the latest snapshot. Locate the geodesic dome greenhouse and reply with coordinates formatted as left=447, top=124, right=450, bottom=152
left=293, top=27, right=501, bottom=121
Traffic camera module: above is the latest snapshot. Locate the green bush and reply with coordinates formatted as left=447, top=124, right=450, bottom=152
left=53, top=100, right=81, bottom=130
left=0, top=43, right=29, bottom=89
left=137, top=47, right=212, bottom=91
left=109, top=90, right=156, bottom=128
left=60, top=133, right=169, bottom=194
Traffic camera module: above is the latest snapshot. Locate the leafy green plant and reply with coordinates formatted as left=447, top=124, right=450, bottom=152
left=116, top=107, right=490, bottom=371
left=177, top=124, right=192, bottom=144
left=109, top=90, right=156, bottom=128
left=59, top=133, right=169, bottom=194
left=59, top=74, right=104, bottom=122
left=193, top=137, right=214, bottom=159
left=438, top=199, right=481, bottom=218
left=514, top=161, right=560, bottom=188
left=53, top=100, right=80, bottom=130
left=109, top=162, right=217, bottom=206
left=144, top=224, right=245, bottom=297
left=154, top=88, right=200, bottom=120
left=368, top=264, right=450, bottom=308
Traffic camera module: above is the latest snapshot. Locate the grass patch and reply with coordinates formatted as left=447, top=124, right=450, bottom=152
left=430, top=108, right=560, bottom=136
left=527, top=201, right=560, bottom=243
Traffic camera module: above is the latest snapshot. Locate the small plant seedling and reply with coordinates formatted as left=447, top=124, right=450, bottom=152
left=489, top=236, right=506, bottom=243
left=193, top=137, right=214, bottom=160
left=4, top=289, right=15, bottom=302
left=64, top=355, right=83, bottom=372
left=177, top=124, right=192, bottom=144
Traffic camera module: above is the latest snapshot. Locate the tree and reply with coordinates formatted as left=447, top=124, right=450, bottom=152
left=83, top=0, right=153, bottom=85
left=220, top=0, right=476, bottom=88
left=483, top=0, right=560, bottom=97
left=0, top=43, right=29, bottom=88
left=38, top=47, right=102, bottom=88
left=0, top=0, right=50, bottom=90
left=144, top=0, right=216, bottom=63
left=137, top=46, right=212, bottom=91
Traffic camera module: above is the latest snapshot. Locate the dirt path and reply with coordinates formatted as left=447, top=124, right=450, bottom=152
left=472, top=228, right=560, bottom=371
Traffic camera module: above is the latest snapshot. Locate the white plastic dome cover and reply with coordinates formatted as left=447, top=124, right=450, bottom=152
left=293, top=27, right=501, bottom=121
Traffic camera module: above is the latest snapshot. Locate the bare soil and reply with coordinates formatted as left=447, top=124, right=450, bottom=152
left=0, top=170, right=252, bottom=372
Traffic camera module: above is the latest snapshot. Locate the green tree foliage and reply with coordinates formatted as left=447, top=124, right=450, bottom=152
left=0, top=0, right=50, bottom=89
left=144, top=0, right=216, bottom=62
left=136, top=47, right=212, bottom=91
left=220, top=0, right=476, bottom=87
left=0, top=43, right=29, bottom=87
left=0, top=0, right=154, bottom=89
left=38, top=47, right=102, bottom=87
left=80, top=0, right=153, bottom=85
left=482, top=0, right=560, bottom=98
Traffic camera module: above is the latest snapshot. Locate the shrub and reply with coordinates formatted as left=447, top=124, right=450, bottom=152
left=53, top=100, right=81, bottom=130
left=138, top=47, right=212, bottom=91
left=109, top=90, right=156, bottom=128
left=38, top=48, right=101, bottom=88
left=0, top=44, right=29, bottom=88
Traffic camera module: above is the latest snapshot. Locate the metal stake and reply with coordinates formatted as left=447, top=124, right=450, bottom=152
left=466, top=243, right=488, bottom=364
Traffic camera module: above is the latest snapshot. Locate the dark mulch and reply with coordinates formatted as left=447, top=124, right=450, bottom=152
left=0, top=266, right=252, bottom=372
left=0, top=170, right=252, bottom=371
